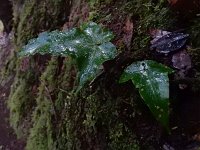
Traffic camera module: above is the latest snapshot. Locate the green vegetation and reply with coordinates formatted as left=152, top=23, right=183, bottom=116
left=188, top=18, right=200, bottom=71
left=189, top=18, right=200, bottom=47
left=13, top=0, right=177, bottom=148
left=26, top=59, right=57, bottom=150
left=88, top=0, right=176, bottom=49
left=19, top=22, right=117, bottom=89
left=8, top=69, right=36, bottom=138
left=8, top=78, right=34, bottom=138
left=20, top=21, right=174, bottom=129
left=7, top=0, right=200, bottom=149
left=120, top=60, right=173, bottom=129
left=26, top=57, right=76, bottom=150
left=124, top=0, right=175, bottom=49
left=12, top=0, right=69, bottom=48
left=6, top=0, right=71, bottom=140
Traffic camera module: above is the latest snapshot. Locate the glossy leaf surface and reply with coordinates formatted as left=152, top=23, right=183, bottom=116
left=19, top=22, right=117, bottom=87
left=150, top=32, right=189, bottom=54
left=119, top=60, right=173, bottom=129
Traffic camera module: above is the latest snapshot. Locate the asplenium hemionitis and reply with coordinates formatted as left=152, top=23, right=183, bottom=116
left=19, top=22, right=173, bottom=129
left=119, top=60, right=173, bottom=130
left=19, top=22, right=117, bottom=89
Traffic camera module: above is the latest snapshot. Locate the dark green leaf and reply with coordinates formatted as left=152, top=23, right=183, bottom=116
left=119, top=60, right=173, bottom=129
left=19, top=22, right=117, bottom=88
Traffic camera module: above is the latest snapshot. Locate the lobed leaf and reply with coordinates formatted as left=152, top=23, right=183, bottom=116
left=19, top=22, right=117, bottom=87
left=119, top=60, right=173, bottom=129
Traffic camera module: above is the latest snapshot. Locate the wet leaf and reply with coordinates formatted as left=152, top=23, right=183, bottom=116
left=19, top=22, right=117, bottom=87
left=119, top=60, right=173, bottom=129
left=150, top=31, right=189, bottom=54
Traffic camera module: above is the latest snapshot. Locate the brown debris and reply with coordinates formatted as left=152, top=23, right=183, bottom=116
left=123, top=17, right=134, bottom=50
left=172, top=49, right=192, bottom=70
left=172, top=49, right=192, bottom=89
left=149, top=29, right=170, bottom=45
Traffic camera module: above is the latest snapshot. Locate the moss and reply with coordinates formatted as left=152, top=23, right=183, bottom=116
left=188, top=47, right=200, bottom=72
left=26, top=57, right=76, bottom=150
left=123, top=0, right=176, bottom=49
left=25, top=70, right=141, bottom=149
left=189, top=18, right=200, bottom=48
left=88, top=0, right=175, bottom=50
left=8, top=70, right=36, bottom=138
left=7, top=0, right=200, bottom=149
left=26, top=89, right=54, bottom=150
left=108, top=123, right=139, bottom=150
left=84, top=91, right=140, bottom=150
left=12, top=0, right=70, bottom=48
left=187, top=18, right=200, bottom=71
left=8, top=0, right=170, bottom=149
left=7, top=0, right=71, bottom=142
left=184, top=18, right=200, bottom=73
left=88, top=0, right=113, bottom=22
left=26, top=58, right=58, bottom=150
left=88, top=0, right=112, bottom=9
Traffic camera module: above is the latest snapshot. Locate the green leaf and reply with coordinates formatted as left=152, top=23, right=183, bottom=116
left=119, top=60, right=173, bottom=129
left=19, top=22, right=117, bottom=87
left=77, top=22, right=116, bottom=86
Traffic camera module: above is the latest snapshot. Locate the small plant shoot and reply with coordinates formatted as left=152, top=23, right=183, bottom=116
left=119, top=60, right=173, bottom=129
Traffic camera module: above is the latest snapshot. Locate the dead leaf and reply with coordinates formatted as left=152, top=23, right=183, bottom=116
left=149, top=29, right=170, bottom=38
left=123, top=17, right=133, bottom=49
left=172, top=49, right=192, bottom=70
left=150, top=30, right=189, bottom=54
left=172, top=49, right=192, bottom=89
left=149, top=29, right=171, bottom=45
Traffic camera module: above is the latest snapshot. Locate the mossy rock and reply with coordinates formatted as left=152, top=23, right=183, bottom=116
left=7, top=0, right=72, bottom=140
left=8, top=71, right=36, bottom=138
left=12, top=0, right=70, bottom=48
left=26, top=57, right=76, bottom=150
left=6, top=0, right=200, bottom=149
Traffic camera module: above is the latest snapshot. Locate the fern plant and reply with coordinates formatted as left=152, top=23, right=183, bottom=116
left=19, top=22, right=117, bottom=88
left=119, top=60, right=173, bottom=129
left=19, top=22, right=173, bottom=130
